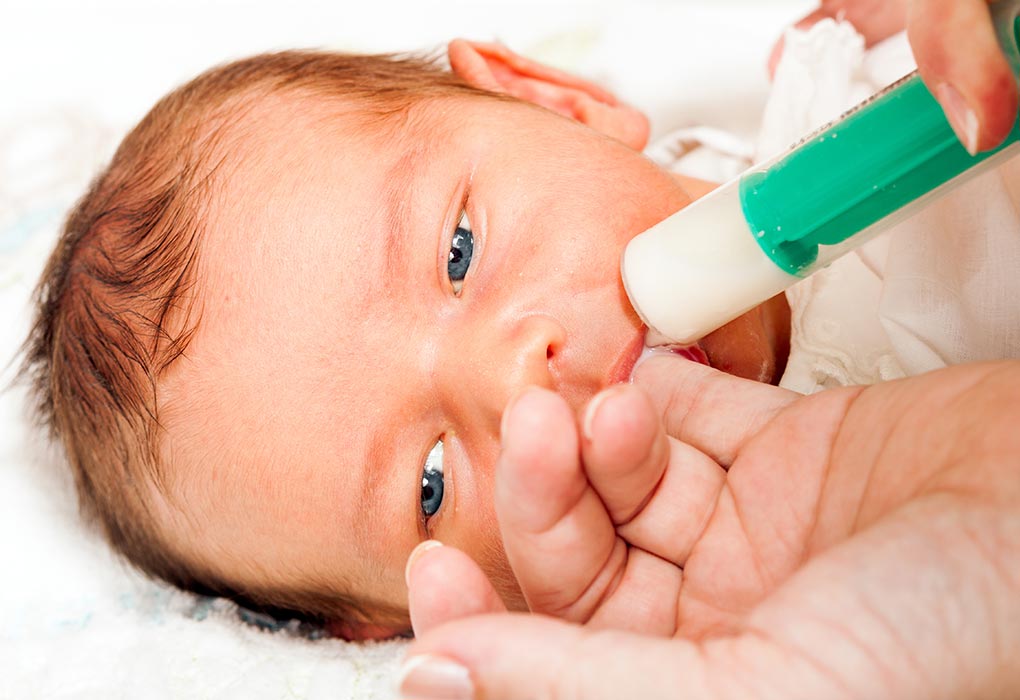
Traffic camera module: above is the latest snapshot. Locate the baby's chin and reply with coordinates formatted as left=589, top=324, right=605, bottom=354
left=698, top=293, right=791, bottom=385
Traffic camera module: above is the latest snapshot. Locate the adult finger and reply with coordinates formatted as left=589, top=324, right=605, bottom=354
left=400, top=615, right=700, bottom=700
left=579, top=384, right=670, bottom=525
left=581, top=384, right=726, bottom=566
left=494, top=386, right=621, bottom=620
left=400, top=613, right=844, bottom=700
left=632, top=355, right=797, bottom=467
left=497, top=387, right=684, bottom=634
left=908, top=0, right=1017, bottom=154
left=406, top=541, right=506, bottom=637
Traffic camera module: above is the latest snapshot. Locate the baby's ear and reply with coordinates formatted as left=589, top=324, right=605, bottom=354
left=447, top=39, right=649, bottom=150
left=325, top=618, right=408, bottom=642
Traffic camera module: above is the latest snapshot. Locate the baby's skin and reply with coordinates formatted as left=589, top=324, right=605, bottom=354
left=155, top=40, right=789, bottom=638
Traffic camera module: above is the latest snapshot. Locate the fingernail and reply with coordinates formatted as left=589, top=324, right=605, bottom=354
left=582, top=388, right=615, bottom=441
left=405, top=540, right=443, bottom=587
left=398, top=654, right=474, bottom=700
left=936, top=83, right=979, bottom=155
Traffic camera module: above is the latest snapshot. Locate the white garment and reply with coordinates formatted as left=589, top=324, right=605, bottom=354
left=652, top=19, right=1020, bottom=394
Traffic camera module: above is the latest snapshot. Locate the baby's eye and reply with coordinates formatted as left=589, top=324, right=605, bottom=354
left=447, top=209, right=473, bottom=295
left=421, top=440, right=445, bottom=522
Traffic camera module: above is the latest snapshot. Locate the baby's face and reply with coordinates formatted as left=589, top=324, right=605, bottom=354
left=157, top=91, right=771, bottom=630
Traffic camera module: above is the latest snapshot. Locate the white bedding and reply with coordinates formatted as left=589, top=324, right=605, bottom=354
left=0, top=1, right=813, bottom=697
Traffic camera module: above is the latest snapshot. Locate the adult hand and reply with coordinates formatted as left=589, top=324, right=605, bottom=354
left=408, top=359, right=800, bottom=640
left=402, top=358, right=1020, bottom=699
left=770, top=0, right=1018, bottom=155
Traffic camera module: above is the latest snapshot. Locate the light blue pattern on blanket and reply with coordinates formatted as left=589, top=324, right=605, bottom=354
left=0, top=206, right=63, bottom=254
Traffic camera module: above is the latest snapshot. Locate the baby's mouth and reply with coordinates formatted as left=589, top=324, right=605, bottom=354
left=628, top=330, right=710, bottom=382
left=643, top=327, right=710, bottom=363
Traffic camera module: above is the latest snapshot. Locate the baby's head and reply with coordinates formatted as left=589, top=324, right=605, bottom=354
left=25, top=45, right=789, bottom=638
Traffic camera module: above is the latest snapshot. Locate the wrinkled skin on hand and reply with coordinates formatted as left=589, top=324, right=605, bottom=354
left=406, top=358, right=1020, bottom=700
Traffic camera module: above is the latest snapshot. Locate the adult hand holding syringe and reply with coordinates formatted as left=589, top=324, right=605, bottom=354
left=774, top=0, right=1018, bottom=155
left=623, top=0, right=1020, bottom=346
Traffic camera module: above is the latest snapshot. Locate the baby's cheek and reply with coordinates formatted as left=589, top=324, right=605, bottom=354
left=445, top=497, right=525, bottom=610
left=447, top=442, right=525, bottom=608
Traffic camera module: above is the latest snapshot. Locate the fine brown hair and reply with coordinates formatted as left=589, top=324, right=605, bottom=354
left=22, top=49, right=501, bottom=627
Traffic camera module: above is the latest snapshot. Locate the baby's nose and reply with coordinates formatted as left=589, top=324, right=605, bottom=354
left=450, top=314, right=564, bottom=429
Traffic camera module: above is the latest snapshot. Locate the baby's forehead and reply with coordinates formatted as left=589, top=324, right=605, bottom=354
left=214, top=87, right=460, bottom=162
left=206, top=90, right=379, bottom=163
left=198, top=88, right=479, bottom=257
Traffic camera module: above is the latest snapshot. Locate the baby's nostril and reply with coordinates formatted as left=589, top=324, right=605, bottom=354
left=547, top=346, right=554, bottom=360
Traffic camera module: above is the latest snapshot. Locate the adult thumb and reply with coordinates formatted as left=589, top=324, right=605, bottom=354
left=908, top=0, right=1018, bottom=154
left=399, top=615, right=713, bottom=700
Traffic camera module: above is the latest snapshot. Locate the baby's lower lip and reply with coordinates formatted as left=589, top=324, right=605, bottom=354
left=642, top=328, right=710, bottom=366
left=627, top=338, right=711, bottom=382
left=669, top=344, right=710, bottom=365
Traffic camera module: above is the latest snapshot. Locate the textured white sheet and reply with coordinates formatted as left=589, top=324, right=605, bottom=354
left=0, top=1, right=813, bottom=697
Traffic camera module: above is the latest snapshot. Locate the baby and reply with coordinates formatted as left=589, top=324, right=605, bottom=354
left=24, top=42, right=790, bottom=639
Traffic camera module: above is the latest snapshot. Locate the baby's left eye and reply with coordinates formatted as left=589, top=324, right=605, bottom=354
left=421, top=440, right=445, bottom=522
left=447, top=209, right=473, bottom=296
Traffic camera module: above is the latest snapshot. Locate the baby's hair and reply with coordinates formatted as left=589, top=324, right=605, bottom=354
left=22, top=49, right=502, bottom=626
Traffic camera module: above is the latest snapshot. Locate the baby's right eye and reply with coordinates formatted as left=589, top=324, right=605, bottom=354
left=420, top=440, right=445, bottom=523
left=447, top=209, right=473, bottom=296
